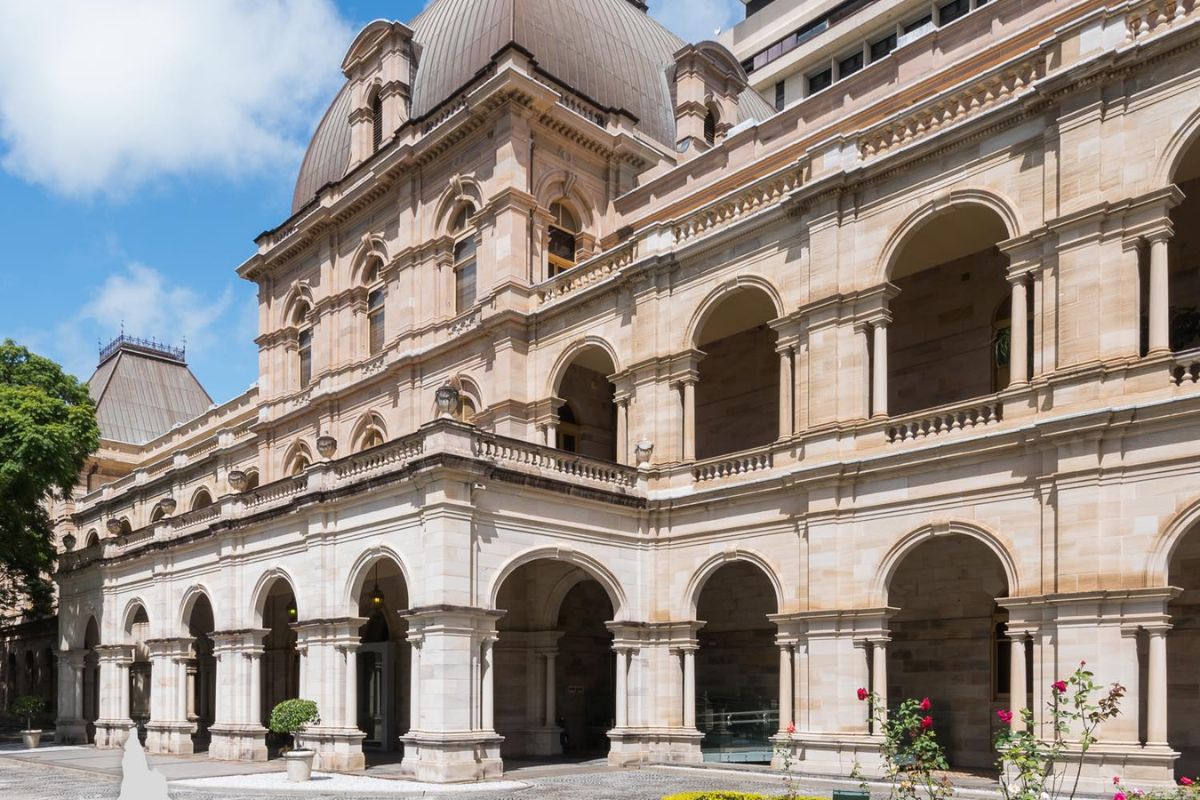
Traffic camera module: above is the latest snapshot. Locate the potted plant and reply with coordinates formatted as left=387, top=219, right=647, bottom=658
left=268, top=699, right=320, bottom=782
left=11, top=695, right=47, bottom=749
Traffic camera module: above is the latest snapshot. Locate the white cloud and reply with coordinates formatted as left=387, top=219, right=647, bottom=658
left=650, top=0, right=744, bottom=44
left=0, top=0, right=353, bottom=198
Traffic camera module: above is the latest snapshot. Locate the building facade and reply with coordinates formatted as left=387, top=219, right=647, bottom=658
left=50, top=0, right=1200, bottom=787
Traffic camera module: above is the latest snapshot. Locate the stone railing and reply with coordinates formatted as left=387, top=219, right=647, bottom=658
left=671, top=163, right=806, bottom=246
left=1126, top=0, right=1194, bottom=41
left=472, top=434, right=638, bottom=490
left=535, top=240, right=638, bottom=307
left=692, top=449, right=773, bottom=483
left=1169, top=349, right=1200, bottom=385
left=244, top=475, right=308, bottom=510
left=885, top=398, right=1003, bottom=443
left=858, top=51, right=1047, bottom=159
left=118, top=525, right=156, bottom=551
left=170, top=504, right=221, bottom=531
left=335, top=434, right=425, bottom=480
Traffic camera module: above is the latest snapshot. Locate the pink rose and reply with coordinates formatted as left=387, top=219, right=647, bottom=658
left=857, top=688, right=868, bottom=701
left=919, top=697, right=932, bottom=712
left=1052, top=680, right=1068, bottom=694
left=920, top=715, right=933, bottom=730
left=786, top=722, right=796, bottom=734
left=997, top=710, right=1013, bottom=724
left=1114, top=777, right=1122, bottom=785
left=1181, top=778, right=1195, bottom=787
left=1115, top=792, right=1127, bottom=800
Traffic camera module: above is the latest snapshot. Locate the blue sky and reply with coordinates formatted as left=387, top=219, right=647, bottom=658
left=0, top=0, right=743, bottom=405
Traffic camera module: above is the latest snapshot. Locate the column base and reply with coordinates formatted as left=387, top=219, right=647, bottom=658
left=780, top=732, right=885, bottom=776
left=398, top=731, right=504, bottom=782
left=1055, top=742, right=1179, bottom=792
left=54, top=718, right=88, bottom=745
left=500, top=726, right=562, bottom=758
left=93, top=719, right=135, bottom=749
left=208, top=724, right=268, bottom=762
left=296, top=726, right=367, bottom=772
left=607, top=727, right=704, bottom=767
left=145, top=720, right=196, bottom=754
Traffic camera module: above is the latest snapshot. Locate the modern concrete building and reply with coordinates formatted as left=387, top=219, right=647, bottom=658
left=48, top=0, right=1200, bottom=788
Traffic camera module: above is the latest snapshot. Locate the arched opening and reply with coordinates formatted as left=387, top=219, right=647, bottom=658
left=85, top=529, right=99, bottom=548
left=358, top=426, right=385, bottom=452
left=547, top=201, right=581, bottom=277
left=1166, top=134, right=1200, bottom=352
left=554, top=346, right=618, bottom=461
left=694, top=288, right=779, bottom=460
left=125, top=605, right=151, bottom=743
left=290, top=298, right=314, bottom=389
left=190, top=489, right=213, bottom=511
left=886, top=535, right=1011, bottom=769
left=451, top=203, right=478, bottom=314
left=694, top=561, right=780, bottom=763
left=83, top=617, right=99, bottom=742
left=370, top=89, right=383, bottom=153
left=353, top=556, right=410, bottom=759
left=494, top=559, right=616, bottom=761
left=150, top=505, right=166, bottom=523
left=185, top=594, right=216, bottom=753
left=285, top=446, right=311, bottom=477
left=243, top=469, right=260, bottom=492
left=888, top=205, right=1015, bottom=416
left=704, top=107, right=718, bottom=147
left=41, top=646, right=55, bottom=715
left=260, top=578, right=299, bottom=753
left=1168, top=524, right=1200, bottom=776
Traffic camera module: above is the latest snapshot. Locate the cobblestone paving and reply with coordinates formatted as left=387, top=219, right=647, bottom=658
left=0, top=756, right=817, bottom=800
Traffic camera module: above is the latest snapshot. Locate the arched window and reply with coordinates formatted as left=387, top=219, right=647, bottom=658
left=371, top=90, right=383, bottom=153
left=365, top=259, right=386, bottom=356
left=150, top=505, right=165, bottom=523
left=451, top=204, right=477, bottom=313
left=704, top=109, right=717, bottom=146
left=85, top=530, right=99, bottom=548
left=298, top=328, right=313, bottom=388
left=191, top=489, right=213, bottom=511
left=548, top=201, right=580, bottom=277
left=118, top=518, right=132, bottom=536
left=556, top=402, right=579, bottom=453
left=243, top=469, right=260, bottom=492
left=359, top=427, right=385, bottom=451
left=457, top=395, right=477, bottom=423
left=286, top=450, right=311, bottom=477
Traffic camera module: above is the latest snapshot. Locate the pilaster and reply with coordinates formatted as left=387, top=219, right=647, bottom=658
left=144, top=637, right=196, bottom=754
left=207, top=629, right=269, bottom=762
left=293, top=617, right=368, bottom=772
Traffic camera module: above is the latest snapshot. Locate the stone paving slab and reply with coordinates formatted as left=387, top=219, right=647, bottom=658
left=0, top=743, right=278, bottom=780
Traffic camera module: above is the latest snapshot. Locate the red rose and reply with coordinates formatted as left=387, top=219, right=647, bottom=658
left=919, top=697, right=931, bottom=712
left=1052, top=680, right=1068, bottom=694
left=786, top=722, right=796, bottom=734
left=997, top=710, right=1013, bottom=724
left=920, top=715, right=933, bottom=730
left=857, top=688, right=868, bottom=701
left=1181, top=778, right=1194, bottom=787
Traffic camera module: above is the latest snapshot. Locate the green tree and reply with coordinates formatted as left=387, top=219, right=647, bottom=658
left=0, top=340, right=98, bottom=610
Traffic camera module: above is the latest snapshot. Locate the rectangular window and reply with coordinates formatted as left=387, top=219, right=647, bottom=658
left=774, top=81, right=785, bottom=112
left=905, top=12, right=934, bottom=32
left=870, top=33, right=897, bottom=61
left=807, top=67, right=833, bottom=96
left=298, top=329, right=312, bottom=388
left=938, top=0, right=971, bottom=25
left=454, top=237, right=477, bottom=313
left=367, top=288, right=385, bottom=355
left=838, top=51, right=863, bottom=79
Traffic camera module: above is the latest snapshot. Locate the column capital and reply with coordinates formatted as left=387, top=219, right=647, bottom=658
left=94, top=644, right=135, bottom=664
left=211, top=628, right=270, bottom=654
left=145, top=637, right=194, bottom=660
left=292, top=616, right=368, bottom=647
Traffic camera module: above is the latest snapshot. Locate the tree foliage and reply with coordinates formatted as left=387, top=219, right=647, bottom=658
left=0, top=340, right=98, bottom=610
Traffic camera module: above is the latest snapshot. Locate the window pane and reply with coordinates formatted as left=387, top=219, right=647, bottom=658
left=939, top=0, right=970, bottom=25
left=838, top=52, right=863, bottom=78
left=905, top=13, right=933, bottom=33
left=368, top=288, right=384, bottom=311
left=870, top=33, right=897, bottom=61
left=549, top=227, right=576, bottom=264
left=774, top=81, right=785, bottom=112
left=454, top=236, right=476, bottom=263
left=456, top=259, right=476, bottom=313
left=808, top=68, right=833, bottom=95
left=299, top=330, right=312, bottom=387
left=369, top=310, right=384, bottom=355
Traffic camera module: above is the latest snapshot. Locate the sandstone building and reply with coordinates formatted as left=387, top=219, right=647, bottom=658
left=46, top=0, right=1200, bottom=787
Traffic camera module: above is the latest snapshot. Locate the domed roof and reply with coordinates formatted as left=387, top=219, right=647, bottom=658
left=292, top=0, right=775, bottom=213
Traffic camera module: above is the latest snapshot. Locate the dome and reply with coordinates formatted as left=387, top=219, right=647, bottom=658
left=292, top=0, right=775, bottom=214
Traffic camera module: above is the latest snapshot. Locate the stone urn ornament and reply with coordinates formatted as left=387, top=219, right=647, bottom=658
left=269, top=698, right=320, bottom=782
left=11, top=695, right=46, bottom=749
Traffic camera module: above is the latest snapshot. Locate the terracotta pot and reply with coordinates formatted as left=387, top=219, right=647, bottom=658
left=284, top=749, right=315, bottom=782
left=21, top=730, right=42, bottom=749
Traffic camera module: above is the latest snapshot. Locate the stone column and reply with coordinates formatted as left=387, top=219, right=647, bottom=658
left=55, top=650, right=88, bottom=744
left=398, top=606, right=504, bottom=783
left=1009, top=275, right=1029, bottom=385
left=1148, top=233, right=1171, bottom=354
left=682, top=647, right=697, bottom=729
left=871, top=323, right=888, bottom=418
left=408, top=634, right=423, bottom=732
left=1009, top=633, right=1027, bottom=731
left=208, top=629, right=269, bottom=762
left=481, top=635, right=497, bottom=732
left=293, top=618, right=367, bottom=772
left=855, top=324, right=872, bottom=420
left=778, top=642, right=794, bottom=732
left=616, top=398, right=629, bottom=464
left=614, top=646, right=630, bottom=728
left=871, top=639, right=889, bottom=728
left=1146, top=625, right=1170, bottom=747
left=145, top=637, right=195, bottom=754
left=542, top=652, right=556, bottom=727
left=778, top=347, right=794, bottom=438
left=93, top=645, right=135, bottom=748
left=680, top=380, right=697, bottom=461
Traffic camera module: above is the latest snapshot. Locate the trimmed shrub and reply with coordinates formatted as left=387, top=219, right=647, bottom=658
left=268, top=699, right=319, bottom=736
left=10, top=695, right=46, bottom=730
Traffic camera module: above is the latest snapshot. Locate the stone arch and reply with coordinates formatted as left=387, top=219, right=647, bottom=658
left=545, top=336, right=622, bottom=397
left=1147, top=495, right=1200, bottom=586
left=683, top=274, right=785, bottom=352
left=281, top=281, right=315, bottom=328
left=188, top=486, right=214, bottom=511
left=349, top=233, right=390, bottom=286
left=119, top=597, right=151, bottom=640
left=343, top=544, right=415, bottom=614
left=487, top=546, right=628, bottom=620
left=877, top=188, right=1022, bottom=283
left=875, top=520, right=1019, bottom=607
left=685, top=548, right=786, bottom=618
left=350, top=411, right=388, bottom=452
left=281, top=439, right=314, bottom=476
left=433, top=175, right=485, bottom=235
left=534, top=170, right=598, bottom=232
left=1156, top=104, right=1200, bottom=186
left=178, top=584, right=216, bottom=637
left=249, top=568, right=301, bottom=625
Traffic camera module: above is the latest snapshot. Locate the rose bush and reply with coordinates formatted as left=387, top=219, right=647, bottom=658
left=858, top=689, right=952, bottom=800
